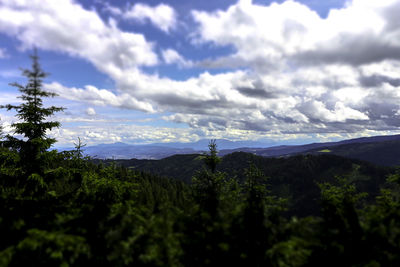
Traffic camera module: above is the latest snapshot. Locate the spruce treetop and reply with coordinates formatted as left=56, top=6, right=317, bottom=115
left=1, top=50, right=64, bottom=173
left=3, top=50, right=64, bottom=141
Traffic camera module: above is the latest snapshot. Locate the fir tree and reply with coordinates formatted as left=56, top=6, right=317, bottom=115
left=1, top=50, right=64, bottom=175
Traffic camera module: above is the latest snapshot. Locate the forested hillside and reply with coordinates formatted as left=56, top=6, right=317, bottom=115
left=218, top=136, right=400, bottom=167
left=1, top=54, right=400, bottom=266
left=106, top=152, right=391, bottom=217
left=307, top=140, right=400, bottom=166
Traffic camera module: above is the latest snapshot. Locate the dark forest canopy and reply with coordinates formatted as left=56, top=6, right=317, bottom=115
left=1, top=54, right=400, bottom=266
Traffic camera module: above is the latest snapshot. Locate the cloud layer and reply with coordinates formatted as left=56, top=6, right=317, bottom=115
left=192, top=0, right=400, bottom=69
left=1, top=0, right=400, bottom=144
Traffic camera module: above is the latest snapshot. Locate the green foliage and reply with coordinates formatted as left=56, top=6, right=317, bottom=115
left=267, top=236, right=312, bottom=267
left=105, top=201, right=182, bottom=266
left=6, top=229, right=90, bottom=267
left=360, top=175, right=400, bottom=265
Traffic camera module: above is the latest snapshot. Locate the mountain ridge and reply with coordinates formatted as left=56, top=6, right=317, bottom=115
left=70, top=134, right=400, bottom=162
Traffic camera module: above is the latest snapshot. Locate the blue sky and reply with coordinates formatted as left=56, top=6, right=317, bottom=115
left=1, top=0, right=400, bottom=147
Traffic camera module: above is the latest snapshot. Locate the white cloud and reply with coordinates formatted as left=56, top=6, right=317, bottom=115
left=0, top=114, right=14, bottom=135
left=0, top=0, right=158, bottom=72
left=47, top=118, right=400, bottom=148
left=44, top=59, right=400, bottom=136
left=300, top=101, right=369, bottom=123
left=192, top=0, right=400, bottom=70
left=123, top=3, right=177, bottom=33
left=45, top=82, right=155, bottom=113
left=85, top=107, right=96, bottom=116
left=162, top=48, right=193, bottom=67
left=100, top=1, right=122, bottom=16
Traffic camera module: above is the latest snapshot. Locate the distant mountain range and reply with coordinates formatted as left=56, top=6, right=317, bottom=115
left=65, top=134, right=400, bottom=165
left=219, top=134, right=400, bottom=157
left=149, top=139, right=276, bottom=150
left=65, top=139, right=277, bottom=159
left=81, top=142, right=195, bottom=160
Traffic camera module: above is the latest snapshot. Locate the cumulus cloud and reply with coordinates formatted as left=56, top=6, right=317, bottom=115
left=300, top=101, right=369, bottom=123
left=0, top=0, right=158, bottom=72
left=162, top=49, right=193, bottom=68
left=122, top=3, right=177, bottom=33
left=192, top=0, right=400, bottom=70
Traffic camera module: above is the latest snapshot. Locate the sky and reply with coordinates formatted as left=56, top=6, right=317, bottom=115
left=1, top=0, right=400, bottom=147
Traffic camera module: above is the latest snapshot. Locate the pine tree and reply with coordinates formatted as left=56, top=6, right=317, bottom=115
left=1, top=50, right=64, bottom=175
